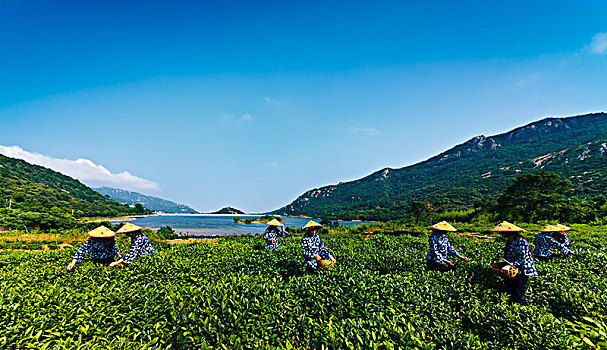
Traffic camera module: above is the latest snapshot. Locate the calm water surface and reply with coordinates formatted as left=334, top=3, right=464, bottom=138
left=123, top=215, right=371, bottom=236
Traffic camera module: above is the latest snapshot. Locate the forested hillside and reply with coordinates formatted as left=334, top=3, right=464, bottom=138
left=0, top=154, right=140, bottom=218
left=274, top=113, right=607, bottom=220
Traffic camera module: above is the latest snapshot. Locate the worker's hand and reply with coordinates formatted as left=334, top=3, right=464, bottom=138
left=109, top=260, right=122, bottom=267
left=271, top=239, right=276, bottom=242
left=459, top=255, right=469, bottom=261
left=314, top=254, right=321, bottom=261
left=117, top=252, right=125, bottom=258
left=66, top=260, right=76, bottom=271
left=445, top=260, right=455, bottom=266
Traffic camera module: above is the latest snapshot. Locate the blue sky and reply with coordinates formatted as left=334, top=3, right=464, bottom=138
left=1, top=1, right=606, bottom=212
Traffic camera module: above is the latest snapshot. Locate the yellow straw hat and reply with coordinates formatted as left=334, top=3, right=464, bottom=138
left=540, top=225, right=561, bottom=233
left=116, top=223, right=143, bottom=234
left=554, top=223, right=571, bottom=231
left=489, top=221, right=525, bottom=232
left=266, top=219, right=284, bottom=227
left=430, top=221, right=457, bottom=232
left=87, top=226, right=116, bottom=238
left=302, top=220, right=323, bottom=230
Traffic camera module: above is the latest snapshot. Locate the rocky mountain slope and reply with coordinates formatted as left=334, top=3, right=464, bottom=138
left=273, top=113, right=607, bottom=220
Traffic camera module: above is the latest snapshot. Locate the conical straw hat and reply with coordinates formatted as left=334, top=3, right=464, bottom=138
left=554, top=223, right=571, bottom=231
left=267, top=219, right=284, bottom=227
left=302, top=220, right=323, bottom=230
left=87, top=226, right=116, bottom=238
left=116, top=223, right=143, bottom=234
left=430, top=221, right=457, bottom=232
left=540, top=225, right=561, bottom=233
left=489, top=221, right=525, bottom=232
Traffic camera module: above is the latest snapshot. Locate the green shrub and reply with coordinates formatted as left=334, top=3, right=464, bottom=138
left=0, top=226, right=605, bottom=348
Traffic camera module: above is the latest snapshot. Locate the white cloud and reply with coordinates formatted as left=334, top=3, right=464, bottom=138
left=219, top=113, right=253, bottom=124
left=348, top=127, right=381, bottom=136
left=264, top=96, right=282, bottom=108
left=0, top=145, right=160, bottom=192
left=588, top=32, right=607, bottom=54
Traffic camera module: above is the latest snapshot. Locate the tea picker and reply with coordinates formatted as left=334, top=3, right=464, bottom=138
left=533, top=225, right=570, bottom=261
left=67, top=226, right=123, bottom=270
left=300, top=220, right=336, bottom=273
left=489, top=221, right=538, bottom=306
left=552, top=223, right=571, bottom=250
left=264, top=218, right=288, bottom=250
left=425, top=221, right=469, bottom=271
left=109, top=223, right=156, bottom=267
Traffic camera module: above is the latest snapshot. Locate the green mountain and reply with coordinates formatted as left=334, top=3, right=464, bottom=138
left=0, top=154, right=137, bottom=217
left=211, top=207, right=245, bottom=215
left=94, top=187, right=199, bottom=214
left=273, top=112, right=607, bottom=221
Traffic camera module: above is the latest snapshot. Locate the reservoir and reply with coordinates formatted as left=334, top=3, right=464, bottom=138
left=123, top=214, right=371, bottom=236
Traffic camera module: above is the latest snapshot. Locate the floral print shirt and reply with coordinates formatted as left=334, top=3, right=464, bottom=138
left=73, top=237, right=120, bottom=263
left=301, top=233, right=327, bottom=269
left=504, top=235, right=538, bottom=277
left=533, top=232, right=569, bottom=257
left=426, top=233, right=459, bottom=264
left=122, top=233, right=155, bottom=264
left=264, top=226, right=288, bottom=250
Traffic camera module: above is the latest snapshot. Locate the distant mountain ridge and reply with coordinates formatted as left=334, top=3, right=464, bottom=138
left=94, top=187, right=199, bottom=214
left=273, top=112, right=607, bottom=220
left=0, top=154, right=135, bottom=217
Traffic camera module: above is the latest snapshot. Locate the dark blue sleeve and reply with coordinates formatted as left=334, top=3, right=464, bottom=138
left=73, top=238, right=91, bottom=263
left=122, top=235, right=143, bottom=264
left=446, top=239, right=459, bottom=257
left=549, top=236, right=569, bottom=255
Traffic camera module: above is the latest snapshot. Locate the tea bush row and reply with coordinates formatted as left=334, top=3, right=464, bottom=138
left=1, top=227, right=606, bottom=349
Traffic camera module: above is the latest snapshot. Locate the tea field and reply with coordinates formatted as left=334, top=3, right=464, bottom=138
left=1, top=226, right=607, bottom=349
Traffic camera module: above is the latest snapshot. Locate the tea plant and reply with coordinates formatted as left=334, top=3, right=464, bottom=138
left=1, top=226, right=606, bottom=349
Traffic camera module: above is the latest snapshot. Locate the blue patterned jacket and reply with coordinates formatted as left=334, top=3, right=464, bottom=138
left=426, top=233, right=459, bottom=264
left=301, top=233, right=327, bottom=269
left=123, top=233, right=155, bottom=264
left=533, top=232, right=569, bottom=257
left=264, top=226, right=288, bottom=250
left=504, top=235, right=538, bottom=277
left=73, top=237, right=120, bottom=263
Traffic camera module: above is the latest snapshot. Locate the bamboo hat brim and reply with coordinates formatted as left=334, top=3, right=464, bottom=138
left=302, top=220, right=323, bottom=230
left=540, top=225, right=561, bottom=233
left=490, top=221, right=525, bottom=232
left=116, top=223, right=143, bottom=234
left=266, top=219, right=284, bottom=227
left=87, top=226, right=116, bottom=238
left=430, top=221, right=457, bottom=232
left=554, top=224, right=571, bottom=231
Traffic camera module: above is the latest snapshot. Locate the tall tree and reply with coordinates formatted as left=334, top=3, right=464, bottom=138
left=497, top=172, right=571, bottom=222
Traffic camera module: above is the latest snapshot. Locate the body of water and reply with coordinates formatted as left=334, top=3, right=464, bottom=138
left=122, top=215, right=371, bottom=236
